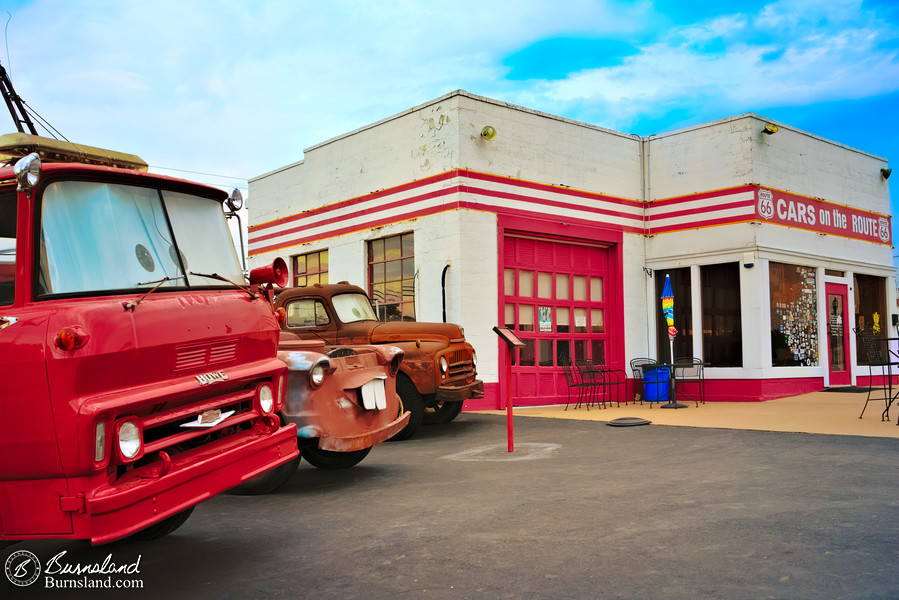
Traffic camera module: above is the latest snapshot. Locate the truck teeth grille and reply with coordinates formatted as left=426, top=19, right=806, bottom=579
left=173, top=339, right=238, bottom=373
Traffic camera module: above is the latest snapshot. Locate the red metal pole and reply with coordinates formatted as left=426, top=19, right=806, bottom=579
left=506, top=353, right=514, bottom=452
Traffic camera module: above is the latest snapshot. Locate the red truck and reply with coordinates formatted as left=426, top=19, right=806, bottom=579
left=0, top=135, right=298, bottom=544
left=274, top=283, right=483, bottom=439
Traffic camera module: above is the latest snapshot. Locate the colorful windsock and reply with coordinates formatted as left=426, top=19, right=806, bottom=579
left=661, top=274, right=677, bottom=340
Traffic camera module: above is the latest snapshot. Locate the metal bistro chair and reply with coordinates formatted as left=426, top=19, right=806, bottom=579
left=854, top=327, right=897, bottom=421
left=593, top=360, right=626, bottom=407
left=629, top=358, right=660, bottom=406
left=576, top=360, right=605, bottom=408
left=562, top=360, right=592, bottom=410
left=673, top=357, right=704, bottom=407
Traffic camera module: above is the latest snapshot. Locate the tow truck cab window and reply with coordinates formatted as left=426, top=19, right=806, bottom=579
left=285, top=298, right=331, bottom=328
left=0, top=189, right=15, bottom=305
left=38, top=181, right=243, bottom=296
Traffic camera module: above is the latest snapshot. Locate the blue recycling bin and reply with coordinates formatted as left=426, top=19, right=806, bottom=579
left=643, top=367, right=670, bottom=403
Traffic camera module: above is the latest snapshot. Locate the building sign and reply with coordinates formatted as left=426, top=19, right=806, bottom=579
left=756, top=188, right=891, bottom=245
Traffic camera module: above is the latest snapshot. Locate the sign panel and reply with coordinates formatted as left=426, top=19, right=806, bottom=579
left=756, top=188, right=891, bottom=245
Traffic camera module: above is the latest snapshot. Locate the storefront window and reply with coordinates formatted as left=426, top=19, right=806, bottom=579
left=293, top=249, right=328, bottom=287
left=701, top=263, right=743, bottom=367
left=854, top=274, right=886, bottom=365
left=368, top=233, right=415, bottom=321
left=655, top=267, right=692, bottom=363
left=769, top=262, right=818, bottom=367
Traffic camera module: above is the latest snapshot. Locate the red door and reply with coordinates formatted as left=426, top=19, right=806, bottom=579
left=826, top=283, right=851, bottom=386
left=502, top=235, right=614, bottom=405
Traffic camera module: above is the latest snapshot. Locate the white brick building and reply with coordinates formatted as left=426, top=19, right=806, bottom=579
left=248, top=91, right=893, bottom=408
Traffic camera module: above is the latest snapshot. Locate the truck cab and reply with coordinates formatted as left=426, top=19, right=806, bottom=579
left=0, top=139, right=298, bottom=544
left=274, top=283, right=483, bottom=439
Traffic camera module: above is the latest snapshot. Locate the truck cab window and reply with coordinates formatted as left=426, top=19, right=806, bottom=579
left=38, top=182, right=243, bottom=296
left=286, top=298, right=331, bottom=327
left=0, top=189, right=15, bottom=305
left=332, top=293, right=378, bottom=323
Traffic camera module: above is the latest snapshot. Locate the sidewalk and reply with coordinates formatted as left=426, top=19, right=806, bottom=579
left=477, top=389, right=899, bottom=438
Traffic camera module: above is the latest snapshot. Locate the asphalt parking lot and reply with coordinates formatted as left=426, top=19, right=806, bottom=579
left=3, top=412, right=898, bottom=599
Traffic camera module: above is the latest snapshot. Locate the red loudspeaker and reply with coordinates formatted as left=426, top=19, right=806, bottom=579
left=249, top=257, right=289, bottom=287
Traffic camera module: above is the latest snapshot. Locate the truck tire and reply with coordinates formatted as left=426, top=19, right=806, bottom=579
left=422, top=400, right=463, bottom=425
left=227, top=454, right=301, bottom=495
left=390, top=374, right=424, bottom=441
left=301, top=445, right=371, bottom=469
left=129, top=507, right=194, bottom=541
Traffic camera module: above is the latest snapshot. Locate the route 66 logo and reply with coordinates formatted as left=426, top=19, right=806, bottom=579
left=5, top=550, right=41, bottom=587
left=878, top=217, right=890, bottom=243
left=758, top=189, right=775, bottom=220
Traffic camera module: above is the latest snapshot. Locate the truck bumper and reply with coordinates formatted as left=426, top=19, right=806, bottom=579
left=436, top=380, right=484, bottom=403
left=317, top=411, right=411, bottom=452
left=82, top=422, right=298, bottom=545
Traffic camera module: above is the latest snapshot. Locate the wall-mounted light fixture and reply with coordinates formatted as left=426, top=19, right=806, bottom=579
left=642, top=267, right=653, bottom=277
left=881, top=168, right=892, bottom=180
left=742, top=252, right=755, bottom=268
left=762, top=123, right=778, bottom=135
left=480, top=126, right=497, bottom=141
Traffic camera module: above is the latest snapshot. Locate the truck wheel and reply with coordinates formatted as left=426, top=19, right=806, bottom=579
left=390, top=375, right=424, bottom=441
left=129, top=507, right=194, bottom=541
left=423, top=400, right=463, bottom=425
left=227, top=454, right=301, bottom=495
left=302, top=445, right=371, bottom=469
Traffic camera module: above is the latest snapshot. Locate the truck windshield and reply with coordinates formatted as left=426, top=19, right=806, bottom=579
left=0, top=189, right=15, bottom=306
left=332, top=293, right=378, bottom=323
left=38, top=181, right=243, bottom=296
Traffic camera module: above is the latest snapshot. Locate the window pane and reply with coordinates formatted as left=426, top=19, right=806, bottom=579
left=504, top=269, right=515, bottom=294
left=0, top=190, right=15, bottom=306
left=320, top=250, right=328, bottom=272
left=370, top=239, right=384, bottom=262
left=556, top=274, right=569, bottom=300
left=591, top=309, right=604, bottom=333
left=401, top=233, right=414, bottom=257
left=557, top=308, right=570, bottom=333
left=385, top=235, right=402, bottom=260
left=386, top=259, right=402, bottom=281
left=557, top=340, right=571, bottom=365
left=402, top=302, right=416, bottom=322
left=701, top=263, right=742, bottom=367
left=520, top=339, right=535, bottom=366
left=307, top=253, right=319, bottom=273
left=538, top=273, right=552, bottom=298
left=505, top=303, right=515, bottom=328
left=519, top=305, right=534, bottom=332
left=372, top=283, right=386, bottom=305
left=855, top=274, right=886, bottom=365
left=539, top=340, right=553, bottom=366
left=403, top=258, right=415, bottom=278
left=573, top=276, right=587, bottom=301
left=574, top=308, right=587, bottom=333
left=591, top=340, right=605, bottom=365
left=574, top=340, right=586, bottom=363
left=295, top=254, right=307, bottom=274
left=656, top=268, right=693, bottom=363
left=296, top=276, right=307, bottom=287
left=372, top=263, right=386, bottom=284
left=519, top=270, right=534, bottom=297
left=591, top=277, right=603, bottom=302
left=770, top=262, right=818, bottom=367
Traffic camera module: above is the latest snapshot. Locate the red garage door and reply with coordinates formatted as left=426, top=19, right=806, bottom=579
left=502, top=235, right=614, bottom=405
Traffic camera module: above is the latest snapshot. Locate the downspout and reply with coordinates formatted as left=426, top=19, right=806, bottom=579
left=641, top=137, right=652, bottom=352
left=441, top=262, right=450, bottom=323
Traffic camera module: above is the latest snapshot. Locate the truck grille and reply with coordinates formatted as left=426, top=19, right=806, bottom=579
left=173, top=338, right=239, bottom=373
left=446, top=348, right=476, bottom=380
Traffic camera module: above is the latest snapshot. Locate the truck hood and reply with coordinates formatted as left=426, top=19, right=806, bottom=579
left=368, top=321, right=464, bottom=345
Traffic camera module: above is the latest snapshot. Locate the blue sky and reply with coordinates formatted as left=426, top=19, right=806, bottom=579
left=2, top=0, right=898, bottom=229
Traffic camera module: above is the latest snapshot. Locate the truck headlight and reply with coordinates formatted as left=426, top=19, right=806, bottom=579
left=439, top=356, right=448, bottom=375
left=310, top=363, right=327, bottom=388
left=116, top=420, right=143, bottom=461
left=257, top=382, right=275, bottom=414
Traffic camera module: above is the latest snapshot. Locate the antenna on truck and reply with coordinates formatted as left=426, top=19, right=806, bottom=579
left=0, top=60, right=37, bottom=135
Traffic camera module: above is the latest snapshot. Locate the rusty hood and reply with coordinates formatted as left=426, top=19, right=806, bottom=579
left=367, top=321, right=464, bottom=345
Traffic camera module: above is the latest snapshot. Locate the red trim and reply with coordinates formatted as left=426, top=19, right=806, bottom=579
left=651, top=185, right=757, bottom=206
left=463, top=377, right=829, bottom=410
